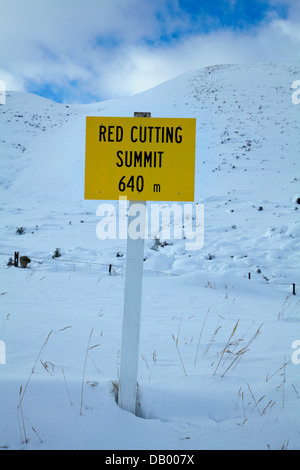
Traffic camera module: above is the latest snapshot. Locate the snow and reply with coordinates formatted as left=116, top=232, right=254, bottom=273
left=0, top=61, right=299, bottom=450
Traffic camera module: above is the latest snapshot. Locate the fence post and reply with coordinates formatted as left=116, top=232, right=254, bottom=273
left=14, top=252, right=19, bottom=267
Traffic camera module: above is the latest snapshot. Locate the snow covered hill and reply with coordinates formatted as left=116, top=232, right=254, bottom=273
left=0, top=61, right=299, bottom=450
left=1, top=61, right=299, bottom=284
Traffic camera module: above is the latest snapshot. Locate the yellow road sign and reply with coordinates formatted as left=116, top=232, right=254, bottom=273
left=84, top=116, right=196, bottom=201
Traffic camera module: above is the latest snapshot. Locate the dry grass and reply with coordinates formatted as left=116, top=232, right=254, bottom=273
left=18, top=330, right=53, bottom=409
left=80, top=328, right=94, bottom=415
left=214, top=320, right=240, bottom=375
left=203, top=323, right=222, bottom=357
left=194, top=307, right=210, bottom=367
left=221, top=323, right=263, bottom=377
left=213, top=320, right=263, bottom=377
left=172, top=319, right=187, bottom=376
left=172, top=333, right=187, bottom=376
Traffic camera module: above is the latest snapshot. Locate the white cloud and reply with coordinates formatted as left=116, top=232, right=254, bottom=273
left=0, top=68, right=25, bottom=91
left=0, top=0, right=170, bottom=96
left=97, top=19, right=300, bottom=98
left=0, top=0, right=299, bottom=102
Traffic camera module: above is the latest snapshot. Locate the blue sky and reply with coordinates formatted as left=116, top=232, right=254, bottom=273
left=0, top=0, right=299, bottom=103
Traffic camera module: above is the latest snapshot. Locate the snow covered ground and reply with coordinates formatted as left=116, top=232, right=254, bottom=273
left=0, top=61, right=299, bottom=450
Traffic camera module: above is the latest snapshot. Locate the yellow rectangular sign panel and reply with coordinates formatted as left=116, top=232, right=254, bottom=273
left=84, top=116, right=196, bottom=201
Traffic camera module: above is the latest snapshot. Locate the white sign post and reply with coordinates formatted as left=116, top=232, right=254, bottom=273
left=118, top=199, right=147, bottom=414
left=118, top=112, right=149, bottom=415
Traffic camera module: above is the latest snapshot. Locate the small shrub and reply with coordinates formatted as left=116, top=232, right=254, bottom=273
left=52, top=248, right=62, bottom=259
left=20, top=256, right=31, bottom=268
